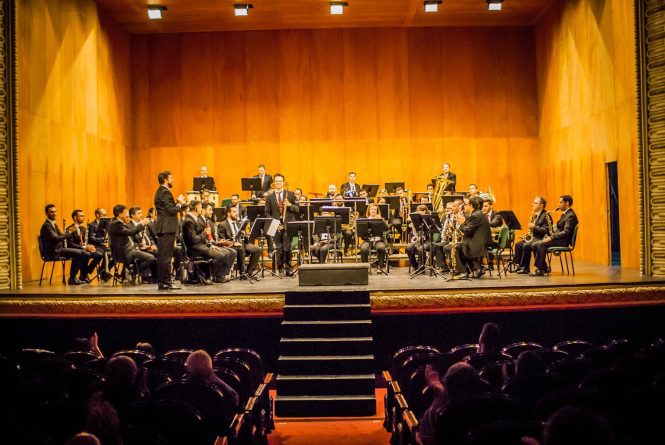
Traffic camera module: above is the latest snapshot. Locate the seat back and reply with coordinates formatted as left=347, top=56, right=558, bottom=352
left=497, top=225, right=510, bottom=249
left=448, top=343, right=480, bottom=362
left=162, top=349, right=194, bottom=364
left=214, top=348, right=264, bottom=389
left=569, top=224, right=579, bottom=249
left=113, top=350, right=155, bottom=366
left=62, top=351, right=99, bottom=367
left=37, top=235, right=47, bottom=260
left=501, top=342, right=544, bottom=360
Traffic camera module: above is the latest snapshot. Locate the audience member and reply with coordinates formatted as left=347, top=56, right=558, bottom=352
left=102, top=355, right=144, bottom=413
left=85, top=392, right=122, bottom=445
left=65, top=432, right=101, bottom=445
left=542, top=407, right=615, bottom=445
left=183, top=350, right=240, bottom=409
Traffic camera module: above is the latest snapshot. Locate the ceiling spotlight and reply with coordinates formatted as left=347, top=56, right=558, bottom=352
left=486, top=0, right=503, bottom=11
left=147, top=5, right=167, bottom=20
left=424, top=1, right=442, bottom=13
left=330, top=2, right=348, bottom=15
left=234, top=4, right=253, bottom=16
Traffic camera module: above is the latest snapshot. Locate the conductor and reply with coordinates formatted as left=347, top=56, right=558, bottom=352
left=154, top=170, right=187, bottom=290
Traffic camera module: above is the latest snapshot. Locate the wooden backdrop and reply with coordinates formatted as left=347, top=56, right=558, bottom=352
left=535, top=0, right=639, bottom=269
left=130, top=26, right=540, bottom=223
left=18, top=0, right=131, bottom=282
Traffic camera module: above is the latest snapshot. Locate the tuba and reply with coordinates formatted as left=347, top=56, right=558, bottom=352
left=432, top=175, right=452, bottom=218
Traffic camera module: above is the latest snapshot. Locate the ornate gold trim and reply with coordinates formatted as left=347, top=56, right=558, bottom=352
left=0, top=0, right=21, bottom=289
left=0, top=286, right=663, bottom=317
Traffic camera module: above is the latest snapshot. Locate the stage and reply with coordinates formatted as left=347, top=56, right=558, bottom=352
left=2, top=262, right=664, bottom=318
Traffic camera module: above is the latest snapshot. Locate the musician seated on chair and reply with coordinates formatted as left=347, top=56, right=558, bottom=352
left=406, top=205, right=432, bottom=271
left=530, top=195, right=578, bottom=277
left=66, top=209, right=104, bottom=283
left=334, top=194, right=355, bottom=256
left=182, top=200, right=235, bottom=284
left=434, top=202, right=456, bottom=273
left=325, top=184, right=337, bottom=199
left=230, top=193, right=247, bottom=218
left=311, top=211, right=340, bottom=264
left=108, top=205, right=157, bottom=283
left=482, top=199, right=505, bottom=270
left=426, top=183, right=434, bottom=203
left=87, top=207, right=114, bottom=281
left=453, top=197, right=491, bottom=279
left=359, top=189, right=374, bottom=204
left=217, top=204, right=260, bottom=277
left=40, top=204, right=86, bottom=285
left=515, top=196, right=550, bottom=275
left=360, top=204, right=388, bottom=269
left=391, top=186, right=410, bottom=240
left=129, top=207, right=158, bottom=258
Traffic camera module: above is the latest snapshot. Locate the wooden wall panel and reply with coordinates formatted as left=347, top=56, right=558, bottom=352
left=130, top=26, right=540, bottom=223
left=535, top=0, right=639, bottom=268
left=18, top=0, right=131, bottom=282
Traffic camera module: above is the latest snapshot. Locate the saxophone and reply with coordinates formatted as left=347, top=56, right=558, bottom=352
left=546, top=211, right=556, bottom=237
left=522, top=211, right=537, bottom=242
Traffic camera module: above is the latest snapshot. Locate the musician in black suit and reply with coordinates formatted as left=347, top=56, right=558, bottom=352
left=129, top=207, right=158, bottom=258
left=531, top=195, right=579, bottom=276
left=66, top=209, right=104, bottom=283
left=154, top=171, right=187, bottom=290
left=515, top=196, right=551, bottom=274
left=108, top=204, right=157, bottom=282
left=230, top=194, right=247, bottom=219
left=40, top=204, right=87, bottom=285
left=439, top=163, right=457, bottom=193
left=453, top=197, right=491, bottom=278
left=406, top=205, right=432, bottom=271
left=265, top=173, right=299, bottom=276
left=217, top=204, right=260, bottom=276
left=482, top=199, right=505, bottom=269
left=340, top=171, right=360, bottom=197
left=88, top=207, right=113, bottom=280
left=181, top=201, right=234, bottom=283
left=252, top=164, right=273, bottom=197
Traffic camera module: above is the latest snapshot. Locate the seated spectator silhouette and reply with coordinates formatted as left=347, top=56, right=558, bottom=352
left=543, top=406, right=615, bottom=445
left=467, top=322, right=507, bottom=370
left=502, top=351, right=567, bottom=406
left=85, top=392, right=122, bottom=445
left=418, top=362, right=484, bottom=445
left=102, top=355, right=144, bottom=415
left=136, top=342, right=155, bottom=356
left=183, top=350, right=240, bottom=409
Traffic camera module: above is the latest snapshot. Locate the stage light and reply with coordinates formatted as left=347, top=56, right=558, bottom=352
left=234, top=4, right=253, bottom=17
left=330, top=2, right=348, bottom=15
left=486, top=0, right=503, bottom=11
left=147, top=5, right=167, bottom=20
left=424, top=1, right=442, bottom=13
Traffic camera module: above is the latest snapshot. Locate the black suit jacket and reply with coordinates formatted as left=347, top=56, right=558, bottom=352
left=128, top=221, right=156, bottom=247
left=340, top=182, right=360, bottom=197
left=182, top=214, right=210, bottom=256
left=65, top=224, right=88, bottom=250
left=154, top=185, right=183, bottom=235
left=108, top=219, right=143, bottom=262
left=40, top=220, right=67, bottom=257
left=459, top=210, right=491, bottom=258
left=88, top=219, right=107, bottom=247
left=218, top=219, right=240, bottom=241
left=551, top=208, right=578, bottom=246
left=531, top=210, right=550, bottom=239
left=265, top=190, right=299, bottom=223
left=487, top=210, right=504, bottom=229
left=253, top=174, right=273, bottom=193
left=440, top=172, right=456, bottom=192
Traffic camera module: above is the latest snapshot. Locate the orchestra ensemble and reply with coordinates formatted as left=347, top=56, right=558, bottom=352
left=39, top=163, right=579, bottom=289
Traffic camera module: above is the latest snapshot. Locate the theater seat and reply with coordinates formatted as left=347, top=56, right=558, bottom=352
left=124, top=399, right=210, bottom=445
left=143, top=358, right=186, bottom=381
left=552, top=340, right=593, bottom=357
left=214, top=348, right=264, bottom=390
left=162, top=349, right=194, bottom=364
left=448, top=344, right=479, bottom=362
left=501, top=342, right=544, bottom=359
left=502, top=374, right=569, bottom=406
left=112, top=349, right=154, bottom=366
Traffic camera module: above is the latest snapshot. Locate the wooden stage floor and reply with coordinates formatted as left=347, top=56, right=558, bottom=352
left=2, top=262, right=665, bottom=318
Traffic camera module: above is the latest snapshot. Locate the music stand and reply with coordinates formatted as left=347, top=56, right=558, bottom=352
left=96, top=217, right=111, bottom=239
left=212, top=207, right=227, bottom=222
left=409, top=213, right=444, bottom=279
left=226, top=218, right=257, bottom=284
left=361, top=184, right=379, bottom=197
left=497, top=210, right=521, bottom=230
left=242, top=177, right=262, bottom=200
left=385, top=182, right=405, bottom=194
left=309, top=199, right=333, bottom=214
left=314, top=215, right=342, bottom=263
left=357, top=218, right=390, bottom=275
left=377, top=204, right=390, bottom=221
left=246, top=205, right=266, bottom=221
left=442, top=195, right=465, bottom=206
left=193, top=177, right=216, bottom=192
left=287, top=221, right=314, bottom=271
left=249, top=218, right=280, bottom=278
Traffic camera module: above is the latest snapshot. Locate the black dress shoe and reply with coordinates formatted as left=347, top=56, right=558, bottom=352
left=472, top=269, right=483, bottom=279
left=530, top=269, right=545, bottom=277
left=516, top=269, right=530, bottom=275
left=68, top=278, right=82, bottom=285
left=158, top=282, right=181, bottom=290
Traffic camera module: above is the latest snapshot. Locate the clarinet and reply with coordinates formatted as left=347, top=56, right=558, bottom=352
left=82, top=218, right=88, bottom=248
left=212, top=214, right=219, bottom=243
left=63, top=219, right=68, bottom=248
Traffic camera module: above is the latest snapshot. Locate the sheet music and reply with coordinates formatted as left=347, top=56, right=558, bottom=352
left=267, top=218, right=280, bottom=237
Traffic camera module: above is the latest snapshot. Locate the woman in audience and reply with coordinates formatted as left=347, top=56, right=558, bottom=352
left=418, top=362, right=483, bottom=445
left=183, top=349, right=240, bottom=409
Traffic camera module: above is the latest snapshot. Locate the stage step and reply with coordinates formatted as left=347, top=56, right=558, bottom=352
left=280, top=337, right=374, bottom=355
left=276, top=374, right=375, bottom=396
left=274, top=395, right=376, bottom=417
left=285, top=291, right=371, bottom=306
left=283, top=304, right=371, bottom=320
left=278, top=354, right=375, bottom=375
left=281, top=320, right=372, bottom=338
